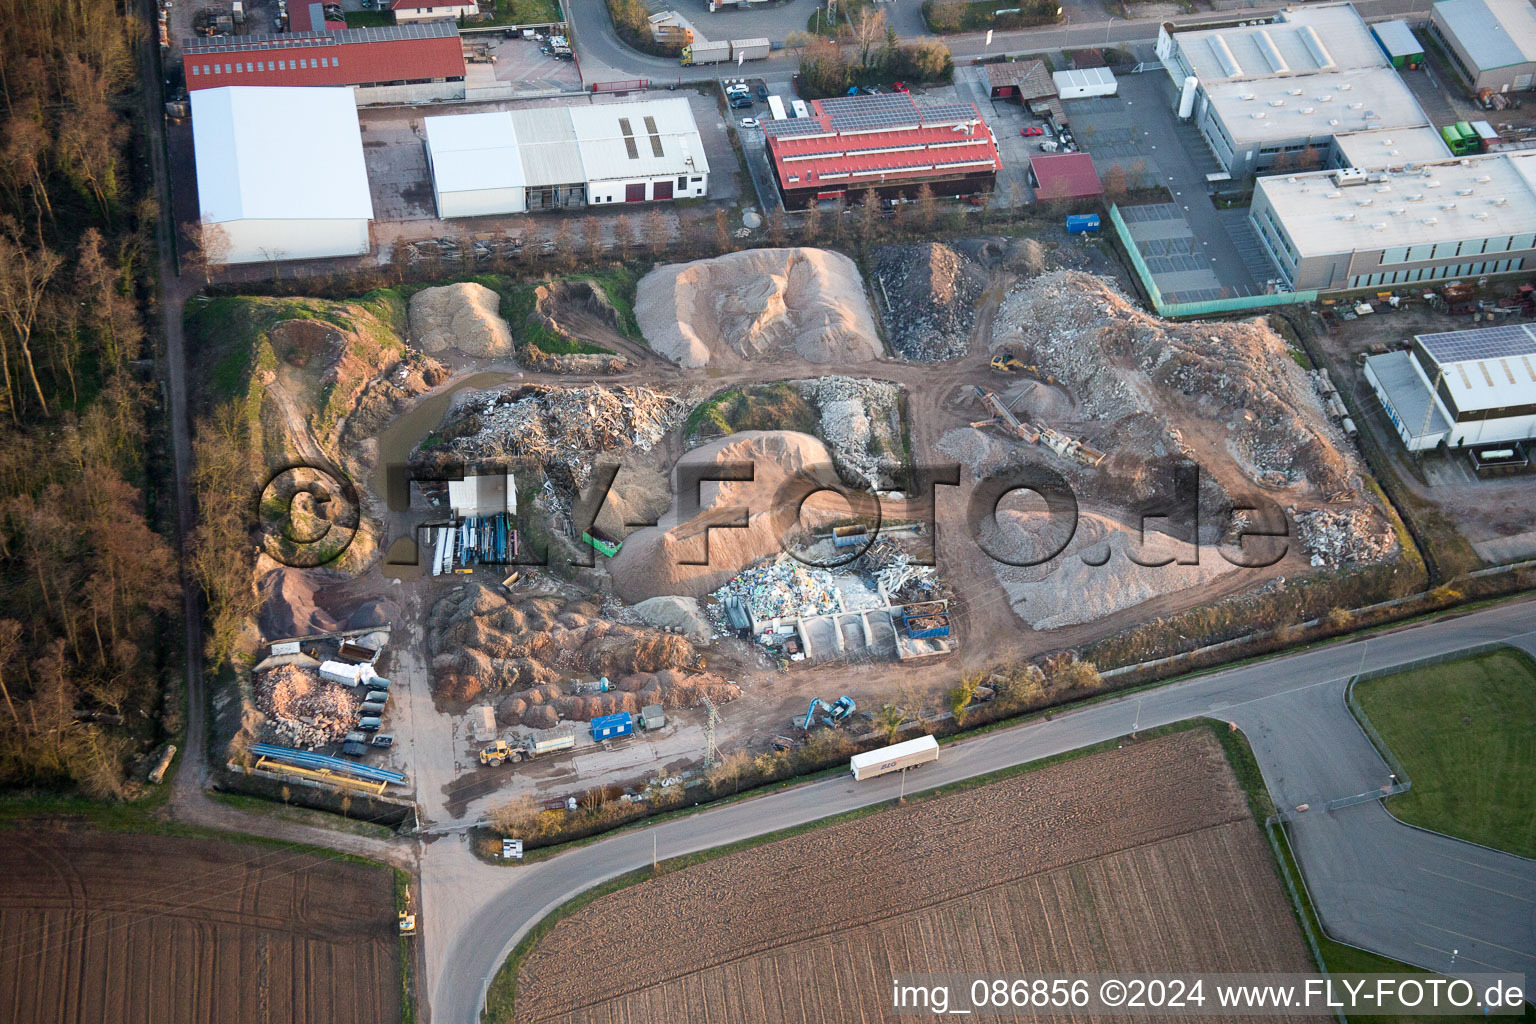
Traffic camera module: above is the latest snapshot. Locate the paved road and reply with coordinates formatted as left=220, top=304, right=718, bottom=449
left=565, top=0, right=1434, bottom=85
left=426, top=598, right=1536, bottom=1024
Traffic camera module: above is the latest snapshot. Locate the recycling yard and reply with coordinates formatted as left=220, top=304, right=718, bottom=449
left=207, top=229, right=1451, bottom=834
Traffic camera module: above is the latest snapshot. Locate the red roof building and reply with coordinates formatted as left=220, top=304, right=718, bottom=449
left=762, top=93, right=1001, bottom=209
left=1028, top=153, right=1103, bottom=201
left=183, top=20, right=466, bottom=91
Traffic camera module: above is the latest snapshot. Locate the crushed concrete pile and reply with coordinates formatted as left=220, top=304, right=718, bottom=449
left=428, top=585, right=713, bottom=707
left=630, top=596, right=714, bottom=645
left=993, top=271, right=1355, bottom=496
left=984, top=509, right=1240, bottom=630
left=1292, top=507, right=1397, bottom=566
left=711, top=553, right=846, bottom=621
left=796, top=376, right=903, bottom=490
left=636, top=248, right=881, bottom=368
left=254, top=665, right=360, bottom=748
left=429, top=383, right=683, bottom=498
left=408, top=282, right=514, bottom=358
left=872, top=242, right=984, bottom=361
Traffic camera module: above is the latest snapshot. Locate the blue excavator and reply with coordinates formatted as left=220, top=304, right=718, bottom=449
left=799, top=696, right=856, bottom=731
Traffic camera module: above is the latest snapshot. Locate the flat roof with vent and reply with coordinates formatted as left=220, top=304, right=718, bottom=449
left=1167, top=3, right=1386, bottom=83
left=1204, top=65, right=1429, bottom=147
left=1332, top=125, right=1452, bottom=169
left=567, top=97, right=708, bottom=182
left=1254, top=151, right=1536, bottom=258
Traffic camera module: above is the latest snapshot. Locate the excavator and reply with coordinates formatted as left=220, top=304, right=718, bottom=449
left=989, top=350, right=1055, bottom=384
left=799, top=696, right=856, bottom=730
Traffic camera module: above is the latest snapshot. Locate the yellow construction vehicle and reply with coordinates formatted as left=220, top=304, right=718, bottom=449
left=399, top=885, right=417, bottom=936
left=479, top=740, right=516, bottom=766
left=988, top=350, right=1054, bottom=383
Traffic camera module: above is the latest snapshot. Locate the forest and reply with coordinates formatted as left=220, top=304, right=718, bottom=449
left=0, top=0, right=178, bottom=797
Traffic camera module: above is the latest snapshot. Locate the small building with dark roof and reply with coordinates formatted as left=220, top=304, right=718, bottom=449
left=1028, top=153, right=1103, bottom=201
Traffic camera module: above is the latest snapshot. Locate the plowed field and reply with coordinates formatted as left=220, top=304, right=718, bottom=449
left=516, top=729, right=1311, bottom=1023
left=0, top=830, right=400, bottom=1024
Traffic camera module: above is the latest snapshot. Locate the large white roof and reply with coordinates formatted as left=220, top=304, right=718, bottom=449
left=1432, top=0, right=1536, bottom=71
left=1416, top=323, right=1536, bottom=414
left=1332, top=126, right=1452, bottom=169
left=424, top=111, right=527, bottom=195
left=1255, top=151, right=1536, bottom=259
left=1206, top=65, right=1429, bottom=147
left=191, top=86, right=373, bottom=224
left=1172, top=4, right=1387, bottom=83
left=567, top=98, right=708, bottom=182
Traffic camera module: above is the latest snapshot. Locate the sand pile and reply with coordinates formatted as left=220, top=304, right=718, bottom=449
left=872, top=242, right=984, bottom=361
left=408, top=282, right=514, bottom=358
left=636, top=248, right=881, bottom=368
left=993, top=271, right=1355, bottom=496
left=984, top=509, right=1240, bottom=630
left=254, top=665, right=360, bottom=747
left=604, top=431, right=848, bottom=603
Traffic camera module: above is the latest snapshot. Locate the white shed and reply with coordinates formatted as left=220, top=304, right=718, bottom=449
left=191, top=86, right=374, bottom=264
left=1052, top=67, right=1118, bottom=99
left=423, top=111, right=529, bottom=218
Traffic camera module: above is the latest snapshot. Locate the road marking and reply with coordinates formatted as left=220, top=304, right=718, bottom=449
left=1417, top=867, right=1534, bottom=903
left=1430, top=853, right=1536, bottom=887
left=1419, top=923, right=1536, bottom=961
left=1413, top=940, right=1505, bottom=971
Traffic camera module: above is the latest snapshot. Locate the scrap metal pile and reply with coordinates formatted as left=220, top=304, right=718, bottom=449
left=712, top=554, right=847, bottom=622
left=254, top=665, right=360, bottom=748
left=438, top=384, right=683, bottom=497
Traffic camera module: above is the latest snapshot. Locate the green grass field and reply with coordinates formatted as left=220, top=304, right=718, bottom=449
left=1354, top=648, right=1536, bottom=857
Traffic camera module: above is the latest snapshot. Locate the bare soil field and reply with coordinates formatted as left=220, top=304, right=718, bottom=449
left=514, top=729, right=1311, bottom=1022
left=0, top=830, right=400, bottom=1024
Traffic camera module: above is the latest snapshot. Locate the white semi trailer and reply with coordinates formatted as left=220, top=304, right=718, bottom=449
left=850, top=735, right=939, bottom=781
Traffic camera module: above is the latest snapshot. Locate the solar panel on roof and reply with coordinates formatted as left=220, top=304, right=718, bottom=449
left=1417, top=324, right=1536, bottom=365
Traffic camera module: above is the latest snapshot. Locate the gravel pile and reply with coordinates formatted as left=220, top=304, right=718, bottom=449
left=872, top=242, right=985, bottom=362
left=1292, top=507, right=1397, bottom=566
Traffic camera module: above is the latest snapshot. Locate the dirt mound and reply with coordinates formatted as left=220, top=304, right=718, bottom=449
left=534, top=279, right=624, bottom=340
left=605, top=431, right=845, bottom=603
left=408, top=282, right=514, bottom=358
left=993, top=271, right=1355, bottom=497
left=872, top=242, right=985, bottom=361
left=636, top=248, right=881, bottom=368
left=631, top=596, right=713, bottom=644
left=257, top=568, right=345, bottom=638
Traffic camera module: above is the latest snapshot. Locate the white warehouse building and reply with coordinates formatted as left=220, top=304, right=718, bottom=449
left=423, top=97, right=709, bottom=218
left=191, top=86, right=374, bottom=264
left=1365, top=324, right=1536, bottom=451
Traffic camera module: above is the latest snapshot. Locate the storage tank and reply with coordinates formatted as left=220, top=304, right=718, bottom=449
left=1178, top=76, right=1198, bottom=119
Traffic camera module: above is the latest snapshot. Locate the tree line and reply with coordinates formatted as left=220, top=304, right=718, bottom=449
left=789, top=9, right=953, bottom=98
left=0, top=0, right=176, bottom=797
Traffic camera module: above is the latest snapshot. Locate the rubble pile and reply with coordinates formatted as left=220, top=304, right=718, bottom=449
left=408, top=282, right=515, bottom=358
left=797, top=376, right=903, bottom=490
left=254, top=665, right=360, bottom=748
left=873, top=242, right=984, bottom=361
left=993, top=271, right=1354, bottom=495
left=432, top=383, right=683, bottom=497
left=1292, top=507, right=1397, bottom=566
left=711, top=554, right=846, bottom=621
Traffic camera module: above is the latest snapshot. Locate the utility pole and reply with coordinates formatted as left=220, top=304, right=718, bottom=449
left=701, top=694, right=722, bottom=771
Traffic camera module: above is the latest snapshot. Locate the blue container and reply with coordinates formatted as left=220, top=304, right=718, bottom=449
left=590, top=712, right=634, bottom=741
left=1066, top=213, right=1101, bottom=234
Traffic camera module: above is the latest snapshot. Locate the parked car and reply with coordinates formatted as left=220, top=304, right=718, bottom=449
left=739, top=117, right=760, bottom=129
left=730, top=96, right=753, bottom=109
left=892, top=81, right=909, bottom=93
left=1021, top=125, right=1045, bottom=137
left=754, top=84, right=769, bottom=100
left=725, top=83, right=749, bottom=96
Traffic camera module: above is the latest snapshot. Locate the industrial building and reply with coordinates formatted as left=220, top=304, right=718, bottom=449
left=1328, top=126, right=1452, bottom=171
left=986, top=59, right=1059, bottom=117
left=1029, top=153, right=1103, bottom=200
left=191, top=86, right=374, bottom=264
left=1428, top=0, right=1536, bottom=94
left=1249, top=152, right=1536, bottom=292
left=1370, top=20, right=1425, bottom=69
left=390, top=0, right=478, bottom=22
left=1365, top=323, right=1536, bottom=450
left=760, top=93, right=1001, bottom=209
left=183, top=16, right=467, bottom=104
left=424, top=98, right=708, bottom=217
left=1156, top=4, right=1433, bottom=179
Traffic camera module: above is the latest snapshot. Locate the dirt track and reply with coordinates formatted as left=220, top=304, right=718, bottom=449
left=514, top=729, right=1312, bottom=1022
left=0, top=831, right=400, bottom=1024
